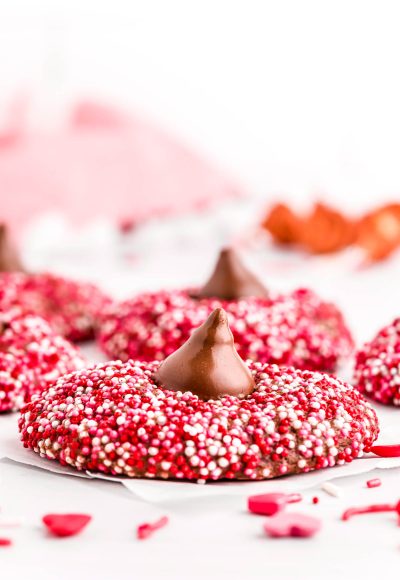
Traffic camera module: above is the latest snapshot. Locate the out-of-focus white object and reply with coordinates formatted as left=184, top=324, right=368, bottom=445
left=321, top=482, right=343, bottom=498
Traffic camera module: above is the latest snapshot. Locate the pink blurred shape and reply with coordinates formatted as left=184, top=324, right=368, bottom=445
left=0, top=101, right=244, bottom=234
left=263, top=512, right=322, bottom=538
left=0, top=94, right=28, bottom=149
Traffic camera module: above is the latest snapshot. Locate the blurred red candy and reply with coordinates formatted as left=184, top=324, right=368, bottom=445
left=248, top=492, right=302, bottom=516
left=42, top=514, right=92, bottom=538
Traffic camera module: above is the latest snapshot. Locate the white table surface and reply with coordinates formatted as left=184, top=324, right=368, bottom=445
left=2, top=207, right=400, bottom=580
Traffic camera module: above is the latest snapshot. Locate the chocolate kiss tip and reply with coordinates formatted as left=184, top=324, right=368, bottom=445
left=194, top=247, right=268, bottom=300
left=155, top=307, right=255, bottom=400
left=0, top=224, right=24, bottom=273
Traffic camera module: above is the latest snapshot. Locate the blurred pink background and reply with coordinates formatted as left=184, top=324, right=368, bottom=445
left=2, top=1, right=400, bottom=239
left=0, top=99, right=242, bottom=234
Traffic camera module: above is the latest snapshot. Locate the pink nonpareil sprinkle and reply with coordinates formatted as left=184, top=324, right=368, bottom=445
left=263, top=512, right=322, bottom=538
left=248, top=492, right=302, bottom=517
left=366, top=478, right=382, bottom=489
left=137, top=516, right=169, bottom=540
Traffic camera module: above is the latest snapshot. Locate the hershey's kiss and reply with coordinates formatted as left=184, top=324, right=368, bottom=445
left=155, top=307, right=255, bottom=400
left=194, top=248, right=268, bottom=300
left=0, top=224, right=24, bottom=272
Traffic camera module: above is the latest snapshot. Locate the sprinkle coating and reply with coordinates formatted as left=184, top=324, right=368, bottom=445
left=0, top=309, right=86, bottom=412
left=19, top=360, right=378, bottom=481
left=354, top=318, right=400, bottom=405
left=98, top=288, right=353, bottom=372
left=0, top=272, right=112, bottom=342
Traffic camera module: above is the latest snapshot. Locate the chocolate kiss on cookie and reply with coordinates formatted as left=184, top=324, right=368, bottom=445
left=0, top=224, right=24, bottom=272
left=194, top=248, right=268, bottom=300
left=155, top=307, right=255, bottom=400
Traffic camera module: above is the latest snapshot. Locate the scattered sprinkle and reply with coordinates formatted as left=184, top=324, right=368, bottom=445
left=0, top=538, right=12, bottom=547
left=287, top=493, right=303, bottom=504
left=137, top=516, right=168, bottom=540
left=248, top=492, right=303, bottom=516
left=370, top=444, right=400, bottom=458
left=342, top=503, right=399, bottom=522
left=248, top=493, right=290, bottom=516
left=312, top=496, right=319, bottom=504
left=321, top=482, right=342, bottom=498
left=366, top=478, right=382, bottom=489
left=42, top=514, right=92, bottom=538
left=263, top=512, right=322, bottom=538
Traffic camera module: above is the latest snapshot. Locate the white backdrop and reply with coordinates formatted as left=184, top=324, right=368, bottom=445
left=1, top=0, right=400, bottom=208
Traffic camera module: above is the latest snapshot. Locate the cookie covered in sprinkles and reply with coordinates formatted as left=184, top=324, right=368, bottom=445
left=354, top=318, right=400, bottom=405
left=0, top=309, right=86, bottom=412
left=0, top=271, right=112, bottom=342
left=98, top=248, right=353, bottom=372
left=19, top=309, right=378, bottom=481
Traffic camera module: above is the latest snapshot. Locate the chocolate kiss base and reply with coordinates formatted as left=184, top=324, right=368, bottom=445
left=192, top=248, right=268, bottom=301
left=155, top=307, right=255, bottom=400
left=0, top=224, right=25, bottom=272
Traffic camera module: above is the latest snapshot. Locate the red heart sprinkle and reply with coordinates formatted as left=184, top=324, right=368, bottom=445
left=248, top=493, right=288, bottom=516
left=263, top=512, right=322, bottom=538
left=42, top=514, right=92, bottom=538
left=248, top=492, right=302, bottom=516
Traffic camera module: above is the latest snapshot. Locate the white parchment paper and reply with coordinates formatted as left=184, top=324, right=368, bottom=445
left=2, top=414, right=400, bottom=504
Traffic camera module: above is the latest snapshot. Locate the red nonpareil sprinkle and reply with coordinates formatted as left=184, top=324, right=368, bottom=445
left=0, top=538, right=12, bottom=547
left=263, top=512, right=322, bottom=538
left=42, top=514, right=92, bottom=538
left=137, top=516, right=168, bottom=540
left=366, top=478, right=382, bottom=488
left=312, top=496, right=319, bottom=504
left=370, top=444, right=400, bottom=458
left=342, top=503, right=397, bottom=522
